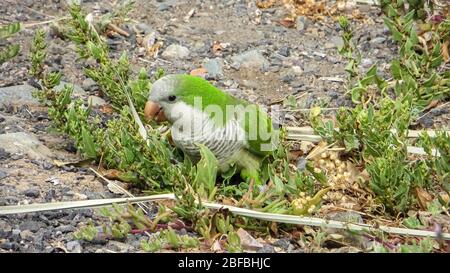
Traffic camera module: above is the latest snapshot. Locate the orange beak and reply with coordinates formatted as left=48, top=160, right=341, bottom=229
left=144, top=100, right=167, bottom=122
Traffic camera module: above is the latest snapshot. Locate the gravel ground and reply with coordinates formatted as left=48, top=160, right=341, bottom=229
left=1, top=0, right=448, bottom=253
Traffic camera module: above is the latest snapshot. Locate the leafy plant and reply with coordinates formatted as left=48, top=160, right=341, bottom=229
left=141, top=228, right=199, bottom=252
left=311, top=10, right=449, bottom=214
left=0, top=22, right=21, bottom=64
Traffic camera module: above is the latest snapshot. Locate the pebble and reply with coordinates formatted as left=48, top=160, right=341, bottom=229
left=66, top=240, right=82, bottom=253
left=0, top=84, right=39, bottom=107
left=231, top=50, right=269, bottom=71
left=240, top=79, right=260, bottom=89
left=236, top=228, right=263, bottom=251
left=371, top=37, right=387, bottom=45
left=0, top=241, right=20, bottom=251
left=106, top=240, right=134, bottom=253
left=162, top=44, right=190, bottom=60
left=330, top=36, right=344, bottom=49
left=296, top=157, right=307, bottom=171
left=20, top=230, right=34, bottom=240
left=19, top=220, right=46, bottom=232
left=0, top=132, right=54, bottom=161
left=273, top=238, right=292, bottom=250
left=88, top=96, right=107, bottom=107
left=257, top=244, right=276, bottom=253
left=291, top=65, right=304, bottom=75
left=418, top=116, right=434, bottom=128
left=361, top=58, right=374, bottom=68
left=203, top=58, right=223, bottom=79
left=82, top=78, right=98, bottom=92
left=135, top=23, right=154, bottom=35
left=278, top=46, right=290, bottom=57
left=0, top=220, right=12, bottom=233
left=280, top=73, right=294, bottom=83
left=0, top=170, right=7, bottom=180
left=296, top=16, right=310, bottom=32
left=23, top=188, right=40, bottom=198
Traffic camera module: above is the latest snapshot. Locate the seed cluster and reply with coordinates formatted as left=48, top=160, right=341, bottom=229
left=312, top=150, right=360, bottom=209
left=291, top=192, right=316, bottom=215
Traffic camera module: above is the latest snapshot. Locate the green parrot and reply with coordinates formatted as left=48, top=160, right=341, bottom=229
left=144, top=74, right=279, bottom=183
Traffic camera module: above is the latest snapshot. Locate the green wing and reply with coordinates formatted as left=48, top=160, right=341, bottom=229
left=240, top=104, right=278, bottom=158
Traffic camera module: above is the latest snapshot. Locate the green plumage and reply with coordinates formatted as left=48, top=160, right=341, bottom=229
left=168, top=75, right=277, bottom=158
left=149, top=74, right=279, bottom=183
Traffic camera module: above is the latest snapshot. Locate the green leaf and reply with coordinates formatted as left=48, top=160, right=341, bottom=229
left=351, top=86, right=365, bottom=104
left=366, top=65, right=377, bottom=77
left=87, top=41, right=102, bottom=60
left=306, top=162, right=327, bottom=185
left=0, top=22, right=21, bottom=39
left=404, top=9, right=416, bottom=22
left=391, top=59, right=402, bottom=79
left=345, top=59, right=356, bottom=74
left=423, top=73, right=437, bottom=87
left=0, top=44, right=20, bottom=64
left=194, top=144, right=218, bottom=199
left=360, top=75, right=375, bottom=87
left=81, top=126, right=97, bottom=159
left=403, top=216, right=423, bottom=229
left=383, top=18, right=403, bottom=41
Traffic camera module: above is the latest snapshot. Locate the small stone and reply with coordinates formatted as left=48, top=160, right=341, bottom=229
left=257, top=244, right=276, bottom=253
left=330, top=36, right=344, bottom=48
left=162, top=44, right=190, bottom=60
left=82, top=78, right=98, bottom=92
left=296, top=157, right=307, bottom=171
left=66, top=240, right=82, bottom=253
left=55, top=225, right=76, bottom=233
left=0, top=170, right=7, bottom=180
left=0, top=242, right=20, bottom=251
left=361, top=58, right=373, bottom=68
left=324, top=42, right=335, bottom=49
left=157, top=3, right=171, bottom=11
left=231, top=50, right=269, bottom=71
left=42, top=162, right=54, bottom=170
left=135, top=23, right=154, bottom=34
left=236, top=228, right=263, bottom=251
left=0, top=84, right=39, bottom=107
left=419, top=116, right=434, bottom=128
left=292, top=65, right=303, bottom=75
left=12, top=229, right=21, bottom=236
left=23, top=188, right=40, bottom=198
left=20, top=230, right=34, bottom=240
left=0, top=220, right=12, bottom=233
left=240, top=80, right=260, bottom=89
left=19, top=220, right=46, bottom=232
left=296, top=16, right=309, bottom=32
left=371, top=37, right=386, bottom=44
left=327, top=211, right=363, bottom=223
left=273, top=238, right=291, bottom=250
left=327, top=90, right=339, bottom=100
left=278, top=46, right=290, bottom=57
left=203, top=58, right=223, bottom=79
left=106, top=240, right=134, bottom=253
left=223, top=79, right=234, bottom=87
left=280, top=73, right=294, bottom=83
left=0, top=132, right=54, bottom=161
left=88, top=96, right=107, bottom=107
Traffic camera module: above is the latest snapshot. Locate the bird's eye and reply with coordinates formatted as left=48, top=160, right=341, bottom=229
left=168, top=95, right=176, bottom=102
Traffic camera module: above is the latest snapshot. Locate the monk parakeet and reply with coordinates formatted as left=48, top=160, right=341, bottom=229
left=144, top=74, right=278, bottom=183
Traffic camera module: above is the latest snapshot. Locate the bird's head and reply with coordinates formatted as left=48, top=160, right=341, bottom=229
left=144, top=74, right=182, bottom=123
left=144, top=74, right=232, bottom=124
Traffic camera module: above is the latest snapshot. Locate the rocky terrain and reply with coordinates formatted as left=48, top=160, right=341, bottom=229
left=1, top=0, right=448, bottom=253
